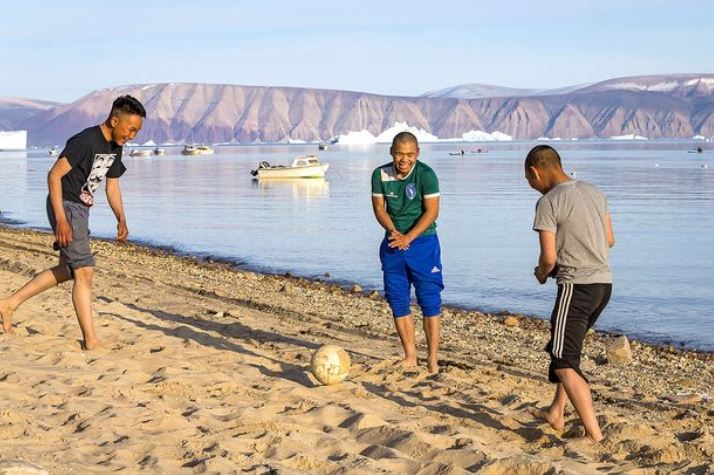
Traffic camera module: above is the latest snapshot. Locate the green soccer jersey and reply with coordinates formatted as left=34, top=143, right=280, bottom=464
left=371, top=160, right=440, bottom=236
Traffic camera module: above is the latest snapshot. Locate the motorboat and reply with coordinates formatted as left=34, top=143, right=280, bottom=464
left=129, top=148, right=153, bottom=157
left=181, top=144, right=214, bottom=155
left=154, top=147, right=165, bottom=156
left=251, top=155, right=329, bottom=179
left=48, top=146, right=59, bottom=156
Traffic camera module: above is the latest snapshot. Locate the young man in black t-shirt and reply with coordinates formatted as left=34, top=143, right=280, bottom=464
left=0, top=95, right=145, bottom=350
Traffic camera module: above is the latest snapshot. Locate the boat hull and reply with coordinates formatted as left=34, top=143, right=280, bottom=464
left=181, top=149, right=214, bottom=155
left=256, top=164, right=329, bottom=179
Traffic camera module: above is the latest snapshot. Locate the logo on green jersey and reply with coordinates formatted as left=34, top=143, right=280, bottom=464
left=406, top=183, right=417, bottom=200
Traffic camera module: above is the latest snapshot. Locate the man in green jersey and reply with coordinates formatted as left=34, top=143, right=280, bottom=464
left=371, top=132, right=444, bottom=373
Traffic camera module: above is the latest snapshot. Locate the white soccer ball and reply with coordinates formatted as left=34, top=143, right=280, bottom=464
left=310, top=344, right=351, bottom=385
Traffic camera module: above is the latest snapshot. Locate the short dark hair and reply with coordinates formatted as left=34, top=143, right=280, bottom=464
left=525, top=145, right=562, bottom=170
left=391, top=131, right=419, bottom=149
left=110, top=95, right=146, bottom=118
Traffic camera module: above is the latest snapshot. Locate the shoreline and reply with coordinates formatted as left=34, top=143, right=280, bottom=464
left=2, top=219, right=712, bottom=355
left=0, top=225, right=712, bottom=473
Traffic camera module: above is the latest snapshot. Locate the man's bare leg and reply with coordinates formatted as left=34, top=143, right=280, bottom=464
left=71, top=267, right=100, bottom=350
left=0, top=261, right=72, bottom=333
left=423, top=316, right=440, bottom=373
left=529, top=383, right=567, bottom=431
left=394, top=315, right=416, bottom=367
left=555, top=368, right=602, bottom=444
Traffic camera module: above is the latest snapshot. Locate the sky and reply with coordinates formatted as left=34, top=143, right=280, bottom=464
left=2, top=0, right=712, bottom=103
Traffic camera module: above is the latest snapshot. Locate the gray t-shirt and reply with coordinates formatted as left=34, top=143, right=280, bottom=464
left=533, top=180, right=612, bottom=284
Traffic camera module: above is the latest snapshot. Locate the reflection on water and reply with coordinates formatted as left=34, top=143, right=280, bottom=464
left=255, top=178, right=330, bottom=200
left=0, top=143, right=713, bottom=350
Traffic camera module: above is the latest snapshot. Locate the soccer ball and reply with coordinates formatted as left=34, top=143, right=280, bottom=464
left=310, top=344, right=351, bottom=385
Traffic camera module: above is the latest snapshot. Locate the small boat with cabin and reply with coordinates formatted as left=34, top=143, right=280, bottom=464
left=251, top=155, right=329, bottom=179
left=181, top=145, right=214, bottom=156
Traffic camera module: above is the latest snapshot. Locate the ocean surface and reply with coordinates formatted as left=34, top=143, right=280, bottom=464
left=1, top=142, right=713, bottom=351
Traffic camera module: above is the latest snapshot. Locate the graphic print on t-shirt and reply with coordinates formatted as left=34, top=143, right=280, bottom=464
left=79, top=153, right=116, bottom=206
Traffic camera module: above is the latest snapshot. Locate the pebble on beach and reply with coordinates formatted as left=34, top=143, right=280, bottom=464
left=606, top=335, right=634, bottom=366
left=503, top=316, right=520, bottom=327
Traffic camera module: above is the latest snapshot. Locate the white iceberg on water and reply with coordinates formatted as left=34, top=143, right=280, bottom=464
left=610, top=134, right=648, bottom=140
left=375, top=122, right=439, bottom=143
left=334, top=122, right=439, bottom=144
left=334, top=130, right=378, bottom=145
left=462, top=130, right=513, bottom=141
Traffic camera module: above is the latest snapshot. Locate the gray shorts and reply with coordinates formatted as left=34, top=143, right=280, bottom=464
left=46, top=197, right=95, bottom=270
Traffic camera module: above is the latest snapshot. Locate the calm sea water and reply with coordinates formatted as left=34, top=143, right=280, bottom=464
left=1, top=142, right=713, bottom=350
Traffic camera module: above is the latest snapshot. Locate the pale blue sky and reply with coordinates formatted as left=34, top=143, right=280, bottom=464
left=2, top=0, right=712, bottom=102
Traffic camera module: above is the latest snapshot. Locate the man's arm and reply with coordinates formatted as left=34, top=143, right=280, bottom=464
left=48, top=158, right=73, bottom=247
left=605, top=213, right=615, bottom=248
left=105, top=178, right=128, bottom=242
left=371, top=195, right=398, bottom=234
left=534, top=230, right=557, bottom=284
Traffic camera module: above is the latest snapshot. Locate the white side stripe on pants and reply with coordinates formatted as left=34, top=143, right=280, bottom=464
left=552, top=283, right=573, bottom=359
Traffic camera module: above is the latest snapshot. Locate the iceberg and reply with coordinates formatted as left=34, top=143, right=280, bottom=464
left=610, top=134, right=648, bottom=140
left=0, top=130, right=27, bottom=150
left=490, top=131, right=513, bottom=141
left=335, top=122, right=439, bottom=145
left=462, top=130, right=513, bottom=142
left=375, top=122, right=439, bottom=143
left=334, top=130, right=378, bottom=145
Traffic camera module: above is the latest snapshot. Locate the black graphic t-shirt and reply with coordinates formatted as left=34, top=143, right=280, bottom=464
left=59, top=126, right=126, bottom=206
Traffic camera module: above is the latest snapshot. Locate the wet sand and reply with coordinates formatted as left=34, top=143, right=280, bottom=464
left=0, top=226, right=712, bottom=474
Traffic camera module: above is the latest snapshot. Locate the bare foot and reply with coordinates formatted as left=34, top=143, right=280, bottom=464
left=427, top=357, right=439, bottom=374
left=82, top=339, right=103, bottom=351
left=528, top=406, right=565, bottom=432
left=397, top=356, right=417, bottom=368
left=567, top=435, right=603, bottom=447
left=0, top=301, right=15, bottom=334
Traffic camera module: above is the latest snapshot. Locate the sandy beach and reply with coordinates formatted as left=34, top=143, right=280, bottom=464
left=0, top=225, right=712, bottom=474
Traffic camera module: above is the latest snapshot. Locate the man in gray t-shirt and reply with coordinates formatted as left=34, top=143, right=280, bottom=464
left=524, top=145, right=615, bottom=446
left=533, top=180, right=612, bottom=285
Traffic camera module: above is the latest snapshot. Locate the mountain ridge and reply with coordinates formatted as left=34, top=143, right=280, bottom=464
left=3, top=74, right=713, bottom=145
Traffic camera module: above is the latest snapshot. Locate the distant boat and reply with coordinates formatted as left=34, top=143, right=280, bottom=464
left=251, top=155, right=329, bottom=179
left=48, top=146, right=59, bottom=156
left=153, top=147, right=165, bottom=156
left=181, top=145, right=214, bottom=156
left=129, top=149, right=153, bottom=157
left=449, top=148, right=487, bottom=156
left=318, top=142, right=328, bottom=151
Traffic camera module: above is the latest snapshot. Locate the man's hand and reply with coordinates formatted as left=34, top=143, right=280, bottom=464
left=534, top=266, right=548, bottom=285
left=56, top=219, right=73, bottom=247
left=388, top=230, right=412, bottom=250
left=117, top=220, right=129, bottom=243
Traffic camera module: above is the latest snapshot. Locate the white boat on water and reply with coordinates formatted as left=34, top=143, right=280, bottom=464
left=251, top=155, right=329, bottom=179
left=48, top=146, right=59, bottom=156
left=0, top=130, right=27, bottom=151
left=181, top=144, right=214, bottom=155
left=129, top=148, right=153, bottom=157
